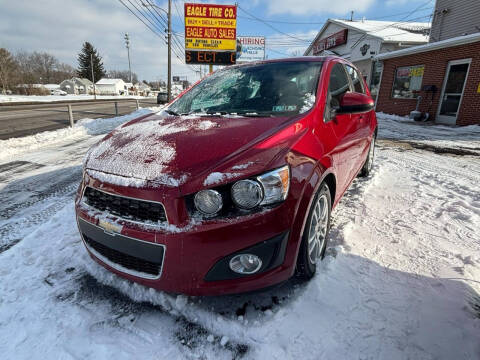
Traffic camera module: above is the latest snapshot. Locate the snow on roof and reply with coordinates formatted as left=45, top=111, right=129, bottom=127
left=331, top=19, right=430, bottom=43
left=375, top=32, right=480, bottom=60
left=96, top=78, right=125, bottom=85
left=43, top=84, right=60, bottom=89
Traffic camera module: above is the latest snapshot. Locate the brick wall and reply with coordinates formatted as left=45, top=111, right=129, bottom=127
left=375, top=41, right=480, bottom=126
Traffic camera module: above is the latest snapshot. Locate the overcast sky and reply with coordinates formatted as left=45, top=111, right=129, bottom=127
left=0, top=0, right=433, bottom=82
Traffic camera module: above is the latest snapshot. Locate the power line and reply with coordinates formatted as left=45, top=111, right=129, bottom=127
left=117, top=0, right=166, bottom=43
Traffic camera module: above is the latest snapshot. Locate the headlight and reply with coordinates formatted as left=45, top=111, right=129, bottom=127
left=231, top=180, right=264, bottom=209
left=194, top=189, right=223, bottom=215
left=257, top=165, right=290, bottom=205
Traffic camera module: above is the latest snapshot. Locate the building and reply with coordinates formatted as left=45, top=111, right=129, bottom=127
left=304, top=19, right=430, bottom=98
left=95, top=78, right=126, bottom=95
left=136, top=82, right=151, bottom=96
left=59, top=78, right=93, bottom=95
left=374, top=1, right=480, bottom=126
left=430, top=0, right=480, bottom=43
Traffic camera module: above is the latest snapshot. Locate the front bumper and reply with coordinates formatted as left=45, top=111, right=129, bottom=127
left=75, top=187, right=299, bottom=296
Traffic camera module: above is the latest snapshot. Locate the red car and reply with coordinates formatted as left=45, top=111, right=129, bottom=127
left=75, top=56, right=377, bottom=296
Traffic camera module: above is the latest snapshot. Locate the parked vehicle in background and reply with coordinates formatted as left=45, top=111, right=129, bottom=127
left=51, top=89, right=67, bottom=96
left=75, top=56, right=377, bottom=295
left=157, top=92, right=168, bottom=104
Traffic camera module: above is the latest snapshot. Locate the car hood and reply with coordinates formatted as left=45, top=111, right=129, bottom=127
left=84, top=111, right=307, bottom=193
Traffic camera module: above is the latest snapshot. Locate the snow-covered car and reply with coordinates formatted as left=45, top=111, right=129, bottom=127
left=51, top=89, right=67, bottom=96
left=75, top=56, right=377, bottom=295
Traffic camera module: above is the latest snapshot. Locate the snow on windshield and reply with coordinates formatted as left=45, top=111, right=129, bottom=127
left=169, top=61, right=322, bottom=116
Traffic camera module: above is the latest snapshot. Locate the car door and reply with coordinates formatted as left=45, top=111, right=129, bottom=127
left=323, top=62, right=359, bottom=194
left=345, top=64, right=372, bottom=172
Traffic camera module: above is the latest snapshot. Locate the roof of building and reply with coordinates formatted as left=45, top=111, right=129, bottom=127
left=375, top=32, right=480, bottom=60
left=305, top=19, right=431, bottom=55
left=333, top=19, right=430, bottom=43
left=75, top=78, right=93, bottom=86
left=96, top=78, right=125, bottom=85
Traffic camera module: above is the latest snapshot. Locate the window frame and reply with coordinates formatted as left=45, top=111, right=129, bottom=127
left=324, top=62, right=352, bottom=123
left=391, top=64, right=425, bottom=100
left=345, top=64, right=365, bottom=94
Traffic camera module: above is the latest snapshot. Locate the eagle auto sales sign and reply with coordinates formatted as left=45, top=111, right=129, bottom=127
left=184, top=3, right=237, bottom=65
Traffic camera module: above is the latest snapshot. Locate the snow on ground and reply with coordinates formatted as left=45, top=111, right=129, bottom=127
left=377, top=112, right=480, bottom=155
left=0, top=107, right=161, bottom=162
left=0, top=112, right=479, bottom=359
left=0, top=94, right=147, bottom=103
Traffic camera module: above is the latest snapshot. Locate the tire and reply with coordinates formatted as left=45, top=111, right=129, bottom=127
left=295, top=182, right=332, bottom=280
left=359, top=134, right=376, bottom=177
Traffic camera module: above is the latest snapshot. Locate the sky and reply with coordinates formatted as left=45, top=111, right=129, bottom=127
left=0, top=0, right=435, bottom=83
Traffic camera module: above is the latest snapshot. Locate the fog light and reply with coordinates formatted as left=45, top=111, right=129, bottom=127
left=229, top=254, right=262, bottom=274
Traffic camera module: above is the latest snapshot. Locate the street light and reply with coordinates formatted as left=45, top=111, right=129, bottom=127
left=141, top=1, right=172, bottom=102
left=124, top=33, right=132, bottom=84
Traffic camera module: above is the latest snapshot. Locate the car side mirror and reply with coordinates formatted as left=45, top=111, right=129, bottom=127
left=338, top=92, right=374, bottom=114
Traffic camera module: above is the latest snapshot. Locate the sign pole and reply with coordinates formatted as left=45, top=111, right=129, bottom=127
left=209, top=64, right=213, bottom=74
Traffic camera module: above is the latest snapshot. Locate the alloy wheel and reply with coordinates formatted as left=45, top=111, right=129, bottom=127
left=307, top=194, right=329, bottom=264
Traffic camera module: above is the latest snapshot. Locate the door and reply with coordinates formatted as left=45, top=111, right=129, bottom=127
left=437, top=59, right=471, bottom=125
left=323, top=63, right=359, bottom=194
left=345, top=64, right=371, bottom=170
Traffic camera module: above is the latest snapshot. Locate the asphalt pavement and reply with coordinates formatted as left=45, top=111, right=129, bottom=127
left=0, top=98, right=158, bottom=140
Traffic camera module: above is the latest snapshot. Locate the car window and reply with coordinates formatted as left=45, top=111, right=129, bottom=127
left=168, top=61, right=323, bottom=117
left=346, top=65, right=365, bottom=94
left=324, top=63, right=350, bottom=122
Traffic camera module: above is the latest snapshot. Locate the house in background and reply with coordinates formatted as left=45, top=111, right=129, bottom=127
left=136, top=82, right=151, bottom=96
left=95, top=78, right=126, bottom=95
left=304, top=19, right=431, bottom=99
left=374, top=0, right=480, bottom=126
left=59, top=78, right=93, bottom=95
left=124, top=82, right=135, bottom=95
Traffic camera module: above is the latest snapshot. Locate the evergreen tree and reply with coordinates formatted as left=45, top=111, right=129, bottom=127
left=77, top=42, right=105, bottom=82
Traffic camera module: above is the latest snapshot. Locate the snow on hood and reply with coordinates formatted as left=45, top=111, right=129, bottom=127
left=85, top=115, right=216, bottom=187
left=84, top=112, right=296, bottom=189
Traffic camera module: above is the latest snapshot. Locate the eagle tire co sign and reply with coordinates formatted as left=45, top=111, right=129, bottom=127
left=312, top=29, right=348, bottom=55
left=184, top=3, right=237, bottom=65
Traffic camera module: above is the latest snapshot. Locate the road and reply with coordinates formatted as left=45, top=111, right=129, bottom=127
left=0, top=98, right=158, bottom=140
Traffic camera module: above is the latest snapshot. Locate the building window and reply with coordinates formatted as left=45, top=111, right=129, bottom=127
left=391, top=65, right=424, bottom=99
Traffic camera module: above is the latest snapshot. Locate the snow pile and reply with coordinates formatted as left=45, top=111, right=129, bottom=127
left=0, top=107, right=160, bottom=162
left=203, top=172, right=240, bottom=186
left=231, top=162, right=254, bottom=170
left=197, top=120, right=217, bottom=130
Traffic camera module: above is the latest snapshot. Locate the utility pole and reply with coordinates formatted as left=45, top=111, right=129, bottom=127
left=167, top=0, right=172, bottom=102
left=124, top=33, right=132, bottom=83
left=90, top=53, right=97, bottom=100
left=141, top=1, right=171, bottom=101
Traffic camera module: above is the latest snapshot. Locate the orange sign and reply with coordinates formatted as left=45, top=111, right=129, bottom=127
left=184, top=3, right=237, bottom=51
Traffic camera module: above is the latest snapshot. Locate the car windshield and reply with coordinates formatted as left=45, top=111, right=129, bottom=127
left=168, top=61, right=323, bottom=117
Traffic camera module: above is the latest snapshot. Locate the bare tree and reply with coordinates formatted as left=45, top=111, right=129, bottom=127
left=0, top=48, right=17, bottom=93
left=29, top=52, right=59, bottom=83
left=52, top=63, right=76, bottom=83
left=108, top=70, right=138, bottom=84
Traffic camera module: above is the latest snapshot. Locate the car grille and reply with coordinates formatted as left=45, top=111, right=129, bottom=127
left=82, top=187, right=167, bottom=223
left=84, top=235, right=162, bottom=276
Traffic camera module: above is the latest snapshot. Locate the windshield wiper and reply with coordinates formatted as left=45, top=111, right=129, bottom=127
left=163, top=109, right=180, bottom=116
left=235, top=112, right=274, bottom=117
